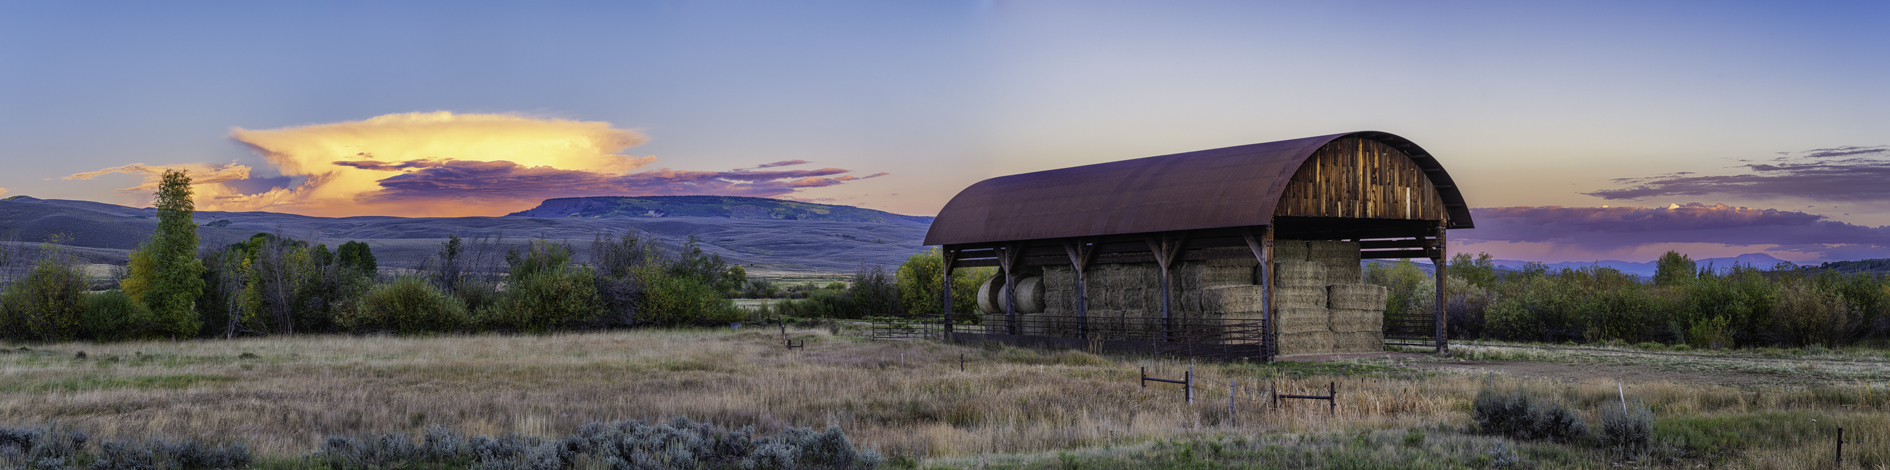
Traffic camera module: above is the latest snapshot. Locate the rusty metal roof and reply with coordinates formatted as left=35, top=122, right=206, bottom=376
left=924, top=131, right=1472, bottom=246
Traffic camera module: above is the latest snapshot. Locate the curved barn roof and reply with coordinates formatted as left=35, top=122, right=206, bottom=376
left=924, top=131, right=1472, bottom=246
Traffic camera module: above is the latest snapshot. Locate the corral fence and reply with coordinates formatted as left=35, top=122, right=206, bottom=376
left=863, top=314, right=1271, bottom=361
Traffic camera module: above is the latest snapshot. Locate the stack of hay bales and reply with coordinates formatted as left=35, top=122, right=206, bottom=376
left=1308, top=240, right=1363, bottom=284
left=1272, top=260, right=1330, bottom=355
left=1327, top=284, right=1387, bottom=352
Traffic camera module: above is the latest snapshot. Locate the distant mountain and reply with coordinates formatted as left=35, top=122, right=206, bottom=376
left=507, top=196, right=934, bottom=224
left=1366, top=253, right=1800, bottom=278
left=0, top=196, right=930, bottom=274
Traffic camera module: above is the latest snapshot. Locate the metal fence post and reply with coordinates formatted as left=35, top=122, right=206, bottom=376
left=1185, top=366, right=1193, bottom=405
left=1836, top=427, right=1843, bottom=468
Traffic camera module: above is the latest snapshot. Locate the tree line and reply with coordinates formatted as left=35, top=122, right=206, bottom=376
left=1369, top=251, right=1890, bottom=349
left=0, top=170, right=761, bottom=342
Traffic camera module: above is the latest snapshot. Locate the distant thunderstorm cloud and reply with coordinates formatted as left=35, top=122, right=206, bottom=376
left=64, top=112, right=884, bottom=217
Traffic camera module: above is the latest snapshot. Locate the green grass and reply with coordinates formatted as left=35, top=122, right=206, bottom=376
left=918, top=428, right=1589, bottom=470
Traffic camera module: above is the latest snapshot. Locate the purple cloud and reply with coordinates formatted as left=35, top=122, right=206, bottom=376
left=1586, top=146, right=1890, bottom=201
left=755, top=160, right=810, bottom=168
left=359, top=159, right=885, bottom=203
left=1460, top=204, right=1890, bottom=259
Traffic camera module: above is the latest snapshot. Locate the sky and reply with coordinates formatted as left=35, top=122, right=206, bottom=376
left=1, top=1, right=1886, bottom=263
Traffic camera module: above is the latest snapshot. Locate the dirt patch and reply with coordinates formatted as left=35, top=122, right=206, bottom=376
left=1413, top=360, right=1784, bottom=388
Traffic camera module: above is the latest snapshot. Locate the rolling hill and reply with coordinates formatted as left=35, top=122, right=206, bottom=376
left=0, top=196, right=932, bottom=275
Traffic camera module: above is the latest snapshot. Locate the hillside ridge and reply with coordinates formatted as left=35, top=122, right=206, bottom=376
left=507, top=196, right=934, bottom=224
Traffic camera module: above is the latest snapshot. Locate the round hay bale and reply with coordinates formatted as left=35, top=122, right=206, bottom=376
left=1327, top=308, right=1383, bottom=333
left=1327, top=284, right=1388, bottom=310
left=1274, top=261, right=1327, bottom=287
left=977, top=276, right=1002, bottom=314
left=1272, top=240, right=1310, bottom=262
left=1271, top=286, right=1328, bottom=309
left=1274, top=307, right=1330, bottom=334
left=1013, top=276, right=1046, bottom=313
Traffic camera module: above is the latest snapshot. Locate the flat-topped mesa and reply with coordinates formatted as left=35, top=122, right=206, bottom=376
left=506, top=195, right=934, bottom=224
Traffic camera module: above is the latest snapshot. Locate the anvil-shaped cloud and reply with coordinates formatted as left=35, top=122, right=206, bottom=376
left=67, top=112, right=886, bottom=217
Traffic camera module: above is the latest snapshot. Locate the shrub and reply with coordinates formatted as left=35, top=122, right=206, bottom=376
left=83, top=290, right=153, bottom=342
left=638, top=269, right=743, bottom=326
left=315, top=416, right=880, bottom=470
left=1772, top=279, right=1848, bottom=347
left=340, top=277, right=470, bottom=334
left=0, top=426, right=87, bottom=470
left=491, top=265, right=604, bottom=332
left=1472, top=385, right=1588, bottom=442
left=893, top=248, right=986, bottom=317
left=0, top=248, right=89, bottom=342
left=1598, top=400, right=1654, bottom=454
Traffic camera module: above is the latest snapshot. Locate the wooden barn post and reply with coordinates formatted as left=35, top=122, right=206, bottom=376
left=941, top=247, right=957, bottom=336
left=1000, top=243, right=1023, bottom=335
left=1433, top=221, right=1448, bottom=354
left=1242, top=225, right=1276, bottom=362
left=1063, top=239, right=1095, bottom=339
left=1147, top=233, right=1186, bottom=343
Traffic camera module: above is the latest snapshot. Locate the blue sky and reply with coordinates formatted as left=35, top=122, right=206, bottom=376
left=1, top=1, right=1886, bottom=262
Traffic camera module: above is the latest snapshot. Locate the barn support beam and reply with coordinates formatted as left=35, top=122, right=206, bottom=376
left=999, top=243, right=1025, bottom=335
left=1146, top=233, right=1187, bottom=343
left=1063, top=239, right=1096, bottom=340
left=1242, top=226, right=1275, bottom=362
left=941, top=247, right=957, bottom=335
left=1432, top=222, right=1449, bottom=354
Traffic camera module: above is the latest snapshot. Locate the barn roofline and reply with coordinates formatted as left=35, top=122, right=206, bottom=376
left=923, top=131, right=1473, bottom=246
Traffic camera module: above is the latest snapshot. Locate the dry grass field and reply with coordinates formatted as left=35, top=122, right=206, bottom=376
left=2, top=327, right=1887, bottom=468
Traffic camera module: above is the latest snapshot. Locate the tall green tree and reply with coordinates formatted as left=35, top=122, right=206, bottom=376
left=145, top=169, right=206, bottom=337
left=1653, top=251, right=1696, bottom=286
left=894, top=247, right=984, bottom=318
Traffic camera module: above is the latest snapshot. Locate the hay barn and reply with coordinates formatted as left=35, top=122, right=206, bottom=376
left=923, top=131, right=1474, bottom=361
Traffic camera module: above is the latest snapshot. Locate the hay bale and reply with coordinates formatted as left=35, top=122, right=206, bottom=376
left=1274, top=307, right=1330, bottom=334
left=1273, top=240, right=1310, bottom=262
left=1272, top=286, right=1328, bottom=309
left=1327, top=284, right=1387, bottom=310
left=1274, top=261, right=1327, bottom=287
left=1319, top=261, right=1364, bottom=284
left=1042, top=266, right=1076, bottom=313
left=1327, top=308, right=1382, bottom=333
left=1192, top=265, right=1256, bottom=287
left=1202, top=256, right=1259, bottom=267
left=1277, top=331, right=1333, bottom=356
left=1309, top=240, right=1363, bottom=283
left=1201, top=285, right=1266, bottom=313
left=1307, top=240, right=1360, bottom=257
left=976, top=276, right=1002, bottom=314
left=1331, top=331, right=1383, bottom=353
left=1013, top=276, right=1046, bottom=313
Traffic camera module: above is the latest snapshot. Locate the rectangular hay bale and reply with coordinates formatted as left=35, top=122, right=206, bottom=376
left=1277, top=331, right=1334, bottom=356
left=1273, top=261, right=1327, bottom=287
left=1327, top=284, right=1388, bottom=310
left=1272, top=240, right=1310, bottom=262
left=1327, top=308, right=1383, bottom=333
left=1274, top=306, right=1330, bottom=334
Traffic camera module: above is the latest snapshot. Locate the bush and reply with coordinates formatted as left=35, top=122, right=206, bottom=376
left=315, top=416, right=880, bottom=470
left=339, top=277, right=470, bottom=334
left=1772, top=279, right=1847, bottom=347
left=0, top=426, right=87, bottom=470
left=1598, top=400, right=1653, bottom=454
left=490, top=266, right=604, bottom=332
left=83, top=290, right=153, bottom=342
left=0, top=250, right=89, bottom=342
left=638, top=270, right=744, bottom=326
left=1472, top=385, right=1588, bottom=442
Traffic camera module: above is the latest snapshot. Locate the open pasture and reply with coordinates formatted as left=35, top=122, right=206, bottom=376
left=2, top=329, right=1887, bottom=468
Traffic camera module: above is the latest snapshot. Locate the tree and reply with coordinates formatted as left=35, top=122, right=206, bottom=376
left=336, top=241, right=377, bottom=279
left=1654, top=251, right=1696, bottom=287
left=143, top=169, right=205, bottom=337
left=1449, top=252, right=1498, bottom=288
left=894, top=247, right=983, bottom=318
